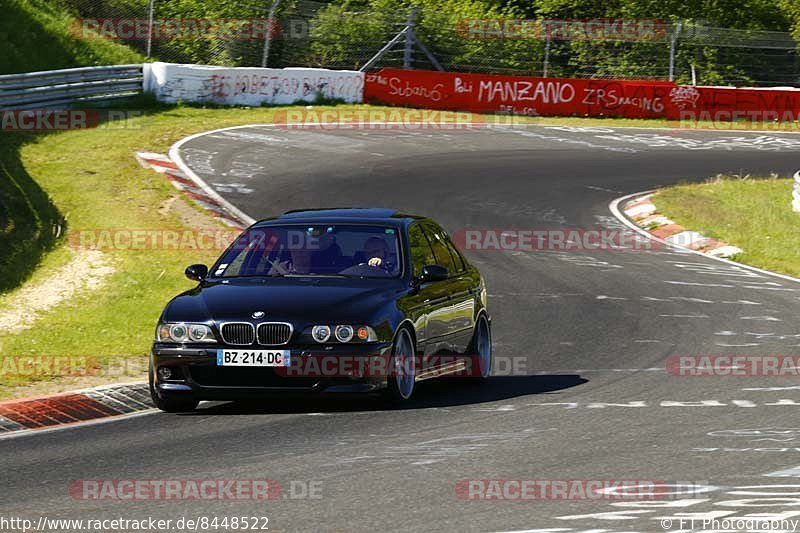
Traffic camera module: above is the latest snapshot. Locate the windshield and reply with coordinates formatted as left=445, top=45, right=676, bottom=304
left=211, top=224, right=402, bottom=278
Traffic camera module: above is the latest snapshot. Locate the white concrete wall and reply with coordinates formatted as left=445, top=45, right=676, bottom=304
left=143, top=62, right=364, bottom=105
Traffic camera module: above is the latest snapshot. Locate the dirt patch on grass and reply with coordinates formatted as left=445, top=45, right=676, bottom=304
left=0, top=249, right=115, bottom=334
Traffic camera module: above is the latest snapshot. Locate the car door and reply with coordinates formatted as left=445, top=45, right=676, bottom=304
left=421, top=222, right=476, bottom=355
left=441, top=230, right=479, bottom=353
left=403, top=222, right=451, bottom=359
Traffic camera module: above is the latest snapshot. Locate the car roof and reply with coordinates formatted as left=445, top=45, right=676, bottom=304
left=253, top=208, right=426, bottom=227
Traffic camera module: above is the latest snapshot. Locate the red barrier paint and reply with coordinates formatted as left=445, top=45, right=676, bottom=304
left=677, top=86, right=800, bottom=124
left=364, top=68, right=800, bottom=123
left=0, top=394, right=122, bottom=428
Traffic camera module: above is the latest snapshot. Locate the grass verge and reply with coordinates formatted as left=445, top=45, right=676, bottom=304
left=655, top=175, right=800, bottom=277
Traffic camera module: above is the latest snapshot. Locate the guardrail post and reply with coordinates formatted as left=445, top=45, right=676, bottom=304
left=669, top=21, right=683, bottom=82
left=261, top=0, right=282, bottom=68
left=543, top=34, right=551, bottom=77
left=146, top=0, right=155, bottom=58
left=793, top=171, right=800, bottom=212
left=404, top=7, right=417, bottom=69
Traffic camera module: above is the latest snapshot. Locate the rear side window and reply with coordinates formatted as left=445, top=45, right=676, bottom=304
left=408, top=223, right=437, bottom=278
left=421, top=223, right=456, bottom=273
left=442, top=234, right=466, bottom=273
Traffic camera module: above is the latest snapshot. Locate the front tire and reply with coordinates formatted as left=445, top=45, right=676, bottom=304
left=468, top=315, right=492, bottom=382
left=149, top=363, right=198, bottom=413
left=384, top=327, right=416, bottom=404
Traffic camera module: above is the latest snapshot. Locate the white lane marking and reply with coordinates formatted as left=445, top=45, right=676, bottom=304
left=716, top=343, right=761, bottom=347
left=494, top=529, right=574, bottom=533
left=731, top=280, right=785, bottom=286
left=741, top=285, right=800, bottom=292
left=744, top=386, right=800, bottom=391
left=746, top=332, right=800, bottom=340
left=596, top=295, right=627, bottom=300
left=526, top=399, right=800, bottom=409
left=764, top=466, right=800, bottom=477
left=642, top=296, right=761, bottom=305
left=474, top=405, right=517, bottom=412
left=529, top=368, right=664, bottom=374
left=556, top=255, right=624, bottom=269
left=741, top=316, right=783, bottom=322
left=335, top=428, right=555, bottom=466
left=494, top=530, right=575, bottom=533
left=584, top=184, right=621, bottom=193
left=658, top=314, right=710, bottom=318
left=496, top=126, right=639, bottom=154
left=664, top=281, right=735, bottom=288
left=671, top=296, right=715, bottom=303
left=667, top=260, right=762, bottom=278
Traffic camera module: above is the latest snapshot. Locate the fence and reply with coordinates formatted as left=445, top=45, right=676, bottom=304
left=0, top=65, right=143, bottom=110
left=53, top=1, right=800, bottom=87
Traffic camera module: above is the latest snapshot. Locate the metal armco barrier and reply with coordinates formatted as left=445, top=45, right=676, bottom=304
left=0, top=65, right=143, bottom=110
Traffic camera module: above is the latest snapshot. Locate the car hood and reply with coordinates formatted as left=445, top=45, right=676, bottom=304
left=163, top=277, right=405, bottom=324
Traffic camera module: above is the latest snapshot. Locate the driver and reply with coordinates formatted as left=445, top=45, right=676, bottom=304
left=363, top=236, right=389, bottom=269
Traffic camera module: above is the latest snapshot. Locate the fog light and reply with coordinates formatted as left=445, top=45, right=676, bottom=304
left=157, top=367, right=173, bottom=381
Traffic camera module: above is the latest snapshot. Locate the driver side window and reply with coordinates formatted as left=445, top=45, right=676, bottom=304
left=408, top=223, right=436, bottom=278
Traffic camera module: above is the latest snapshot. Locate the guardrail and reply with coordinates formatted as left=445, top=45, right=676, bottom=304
left=0, top=65, right=143, bottom=110
left=793, top=170, right=800, bottom=212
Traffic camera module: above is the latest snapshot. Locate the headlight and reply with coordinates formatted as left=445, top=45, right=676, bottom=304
left=335, top=325, right=354, bottom=343
left=310, top=325, right=377, bottom=343
left=157, top=323, right=216, bottom=343
left=312, top=325, right=331, bottom=343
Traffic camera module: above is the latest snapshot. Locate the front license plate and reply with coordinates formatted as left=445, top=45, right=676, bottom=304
left=216, top=349, right=290, bottom=367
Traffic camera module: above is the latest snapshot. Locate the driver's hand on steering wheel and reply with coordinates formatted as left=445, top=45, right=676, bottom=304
left=367, top=257, right=383, bottom=267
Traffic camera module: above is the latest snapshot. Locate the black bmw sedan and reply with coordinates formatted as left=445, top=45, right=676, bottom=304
left=150, top=208, right=491, bottom=412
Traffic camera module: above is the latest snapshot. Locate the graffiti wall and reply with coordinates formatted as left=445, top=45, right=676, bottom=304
left=144, top=62, right=365, bottom=106
left=144, top=63, right=800, bottom=122
left=364, top=68, right=800, bottom=122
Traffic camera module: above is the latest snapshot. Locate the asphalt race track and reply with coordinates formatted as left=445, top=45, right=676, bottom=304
left=5, top=124, right=800, bottom=532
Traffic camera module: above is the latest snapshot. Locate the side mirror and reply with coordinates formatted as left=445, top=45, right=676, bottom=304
left=185, top=264, right=208, bottom=282
left=420, top=264, right=449, bottom=283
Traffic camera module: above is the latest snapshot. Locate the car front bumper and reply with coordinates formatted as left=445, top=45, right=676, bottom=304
left=151, top=342, right=394, bottom=399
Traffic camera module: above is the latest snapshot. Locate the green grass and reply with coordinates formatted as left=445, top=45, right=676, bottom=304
left=656, top=176, right=800, bottom=277
left=0, top=0, right=144, bottom=74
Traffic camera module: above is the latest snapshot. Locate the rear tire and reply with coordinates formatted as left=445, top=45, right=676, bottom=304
left=149, top=363, right=199, bottom=413
left=384, top=327, right=416, bottom=404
